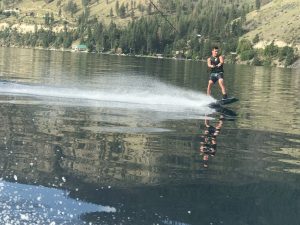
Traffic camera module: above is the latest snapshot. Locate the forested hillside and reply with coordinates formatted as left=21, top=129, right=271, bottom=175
left=0, top=0, right=298, bottom=67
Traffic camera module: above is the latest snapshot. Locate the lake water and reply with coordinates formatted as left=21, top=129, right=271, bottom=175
left=0, top=47, right=299, bottom=225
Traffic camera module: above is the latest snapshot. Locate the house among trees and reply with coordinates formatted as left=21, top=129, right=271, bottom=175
left=72, top=44, right=88, bottom=52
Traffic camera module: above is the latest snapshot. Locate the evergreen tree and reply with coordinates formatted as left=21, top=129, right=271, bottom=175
left=137, top=3, right=145, bottom=13
left=252, top=55, right=262, bottom=66
left=64, top=0, right=77, bottom=17
left=108, top=21, right=118, bottom=50
left=119, top=3, right=126, bottom=18
left=44, top=13, right=50, bottom=25
left=48, top=13, right=55, bottom=26
left=237, top=39, right=252, bottom=53
left=285, top=51, right=295, bottom=67
left=147, top=3, right=152, bottom=15
left=255, top=0, right=261, bottom=10
left=264, top=41, right=279, bottom=58
left=115, top=1, right=120, bottom=16
left=202, top=40, right=212, bottom=59
left=81, top=0, right=89, bottom=7
left=252, top=34, right=259, bottom=44
left=131, top=9, right=135, bottom=19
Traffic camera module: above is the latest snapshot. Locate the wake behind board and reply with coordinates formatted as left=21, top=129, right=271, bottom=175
left=209, top=97, right=238, bottom=108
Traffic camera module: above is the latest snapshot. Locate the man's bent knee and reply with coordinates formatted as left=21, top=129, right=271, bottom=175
left=218, top=78, right=224, bottom=84
left=208, top=80, right=214, bottom=85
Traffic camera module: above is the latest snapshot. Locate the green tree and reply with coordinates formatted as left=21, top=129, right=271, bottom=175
left=119, top=3, right=126, bottom=18
left=237, top=39, right=252, bottom=53
left=131, top=9, right=135, bottom=19
left=50, top=13, right=55, bottom=26
left=108, top=21, right=119, bottom=50
left=279, top=46, right=294, bottom=61
left=115, top=0, right=119, bottom=16
left=63, top=33, right=73, bottom=48
left=252, top=55, right=262, bottom=66
left=147, top=2, right=152, bottom=15
left=81, top=0, right=89, bottom=7
left=222, top=38, right=238, bottom=54
left=264, top=41, right=279, bottom=58
left=137, top=3, right=145, bottom=13
left=64, top=0, right=78, bottom=17
left=263, top=57, right=272, bottom=66
left=202, top=40, right=212, bottom=59
left=255, top=0, right=261, bottom=10
left=285, top=48, right=296, bottom=67
left=252, top=34, right=259, bottom=44
left=240, top=49, right=256, bottom=61
left=44, top=13, right=50, bottom=25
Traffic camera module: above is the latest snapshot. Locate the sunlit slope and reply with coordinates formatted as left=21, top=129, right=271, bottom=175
left=6, top=0, right=157, bottom=26
left=243, top=0, right=300, bottom=47
left=3, top=0, right=260, bottom=28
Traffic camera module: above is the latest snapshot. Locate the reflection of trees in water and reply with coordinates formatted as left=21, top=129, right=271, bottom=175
left=228, top=65, right=299, bottom=134
left=1, top=101, right=300, bottom=225
left=0, top=102, right=168, bottom=189
left=0, top=101, right=223, bottom=192
left=0, top=100, right=299, bottom=190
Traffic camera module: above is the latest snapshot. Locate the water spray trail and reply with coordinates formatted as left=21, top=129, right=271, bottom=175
left=0, top=79, right=215, bottom=115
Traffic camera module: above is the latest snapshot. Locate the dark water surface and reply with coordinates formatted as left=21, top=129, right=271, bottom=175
left=0, top=47, right=299, bottom=225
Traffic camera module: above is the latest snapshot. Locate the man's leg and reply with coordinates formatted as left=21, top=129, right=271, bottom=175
left=218, top=79, right=227, bottom=98
left=207, top=80, right=214, bottom=96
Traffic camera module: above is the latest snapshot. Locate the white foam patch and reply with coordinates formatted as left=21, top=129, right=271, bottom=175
left=0, top=180, right=116, bottom=224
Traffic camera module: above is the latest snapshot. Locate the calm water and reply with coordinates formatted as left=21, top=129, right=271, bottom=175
left=0, top=47, right=299, bottom=225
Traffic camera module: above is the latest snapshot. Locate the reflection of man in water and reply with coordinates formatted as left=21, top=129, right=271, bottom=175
left=200, top=116, right=223, bottom=168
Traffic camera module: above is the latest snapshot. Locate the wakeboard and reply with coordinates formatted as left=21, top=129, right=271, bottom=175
left=209, top=97, right=238, bottom=108
left=217, top=97, right=238, bottom=105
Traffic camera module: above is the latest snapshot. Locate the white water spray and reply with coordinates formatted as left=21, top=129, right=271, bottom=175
left=0, top=78, right=215, bottom=116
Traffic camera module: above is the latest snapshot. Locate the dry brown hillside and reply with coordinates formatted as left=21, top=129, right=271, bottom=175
left=243, top=0, right=300, bottom=50
left=0, top=0, right=157, bottom=29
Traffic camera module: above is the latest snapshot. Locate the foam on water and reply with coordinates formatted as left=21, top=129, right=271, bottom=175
left=0, top=180, right=116, bottom=224
left=0, top=78, right=215, bottom=116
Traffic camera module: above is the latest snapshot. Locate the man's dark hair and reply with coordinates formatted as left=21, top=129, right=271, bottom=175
left=212, top=46, right=219, bottom=50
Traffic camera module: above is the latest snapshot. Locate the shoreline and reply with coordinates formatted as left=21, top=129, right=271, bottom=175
left=2, top=45, right=208, bottom=62
left=1, top=45, right=299, bottom=69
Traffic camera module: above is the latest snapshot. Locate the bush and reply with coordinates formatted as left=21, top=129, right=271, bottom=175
left=240, top=49, right=256, bottom=61
left=285, top=51, right=296, bottom=67
left=64, top=0, right=78, bottom=16
left=252, top=34, right=259, bottom=44
left=226, top=54, right=237, bottom=64
left=222, top=38, right=238, bottom=53
left=279, top=46, right=294, bottom=61
left=237, top=38, right=252, bottom=53
left=264, top=41, right=279, bottom=58
left=251, top=55, right=262, bottom=66
left=262, top=57, right=272, bottom=66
